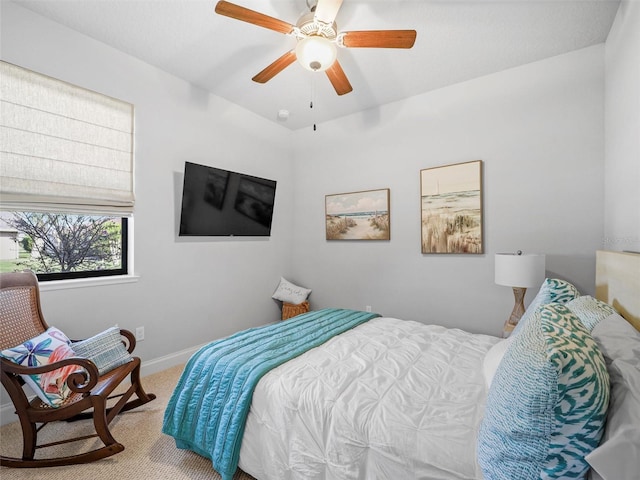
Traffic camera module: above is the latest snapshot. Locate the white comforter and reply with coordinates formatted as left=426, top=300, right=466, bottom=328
left=238, top=317, right=499, bottom=480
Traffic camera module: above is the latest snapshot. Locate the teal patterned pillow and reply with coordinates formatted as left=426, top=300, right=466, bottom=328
left=511, top=278, right=580, bottom=336
left=566, top=296, right=616, bottom=332
left=478, top=303, right=610, bottom=480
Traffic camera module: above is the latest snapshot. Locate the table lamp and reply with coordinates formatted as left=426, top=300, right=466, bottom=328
left=495, top=251, right=546, bottom=335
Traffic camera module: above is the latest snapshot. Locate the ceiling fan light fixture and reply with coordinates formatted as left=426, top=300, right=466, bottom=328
left=214, top=1, right=416, bottom=95
left=295, top=35, right=337, bottom=72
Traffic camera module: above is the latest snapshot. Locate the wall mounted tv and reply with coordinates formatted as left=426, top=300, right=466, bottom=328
left=179, top=162, right=277, bottom=236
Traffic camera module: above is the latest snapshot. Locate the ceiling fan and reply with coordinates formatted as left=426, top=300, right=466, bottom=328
left=215, top=0, right=417, bottom=96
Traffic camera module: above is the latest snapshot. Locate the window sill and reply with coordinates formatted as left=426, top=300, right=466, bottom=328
left=39, top=275, right=140, bottom=292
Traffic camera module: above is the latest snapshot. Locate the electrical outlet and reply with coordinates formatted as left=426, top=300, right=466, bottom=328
left=365, top=305, right=372, bottom=312
left=135, top=326, right=145, bottom=341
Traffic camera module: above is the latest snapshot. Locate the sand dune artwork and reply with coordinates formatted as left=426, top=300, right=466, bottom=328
left=326, top=189, right=390, bottom=241
left=421, top=160, right=483, bottom=254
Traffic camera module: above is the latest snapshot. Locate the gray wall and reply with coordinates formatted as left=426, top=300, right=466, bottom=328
left=1, top=3, right=294, bottom=367
left=2, top=1, right=637, bottom=419
left=604, top=0, right=640, bottom=253
left=288, top=46, right=606, bottom=335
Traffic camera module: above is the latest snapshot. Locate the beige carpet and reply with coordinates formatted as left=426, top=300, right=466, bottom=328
left=0, top=364, right=257, bottom=480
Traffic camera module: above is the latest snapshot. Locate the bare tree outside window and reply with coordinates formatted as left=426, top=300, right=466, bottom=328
left=0, top=212, right=127, bottom=280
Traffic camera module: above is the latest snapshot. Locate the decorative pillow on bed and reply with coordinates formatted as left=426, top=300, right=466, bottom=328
left=72, top=327, right=132, bottom=376
left=482, top=336, right=514, bottom=388
left=565, top=296, right=617, bottom=332
left=586, top=313, right=640, bottom=480
left=0, top=327, right=77, bottom=407
left=478, top=303, right=610, bottom=480
left=271, top=277, right=311, bottom=305
left=510, top=278, right=581, bottom=337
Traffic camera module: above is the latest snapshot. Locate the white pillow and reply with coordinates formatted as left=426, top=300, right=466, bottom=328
left=586, top=313, right=640, bottom=480
left=271, top=277, right=311, bottom=305
left=482, top=336, right=514, bottom=388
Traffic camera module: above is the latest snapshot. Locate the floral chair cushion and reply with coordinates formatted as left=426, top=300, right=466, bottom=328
left=0, top=327, right=77, bottom=407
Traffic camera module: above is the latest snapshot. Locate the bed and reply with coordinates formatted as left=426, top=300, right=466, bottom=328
left=163, top=250, right=640, bottom=480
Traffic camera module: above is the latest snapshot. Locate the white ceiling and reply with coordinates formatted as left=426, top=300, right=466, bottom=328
left=11, top=0, right=620, bottom=130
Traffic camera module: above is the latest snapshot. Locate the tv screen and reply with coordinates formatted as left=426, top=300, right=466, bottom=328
left=179, top=162, right=276, bottom=236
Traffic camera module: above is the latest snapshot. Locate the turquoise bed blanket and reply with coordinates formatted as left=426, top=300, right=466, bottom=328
left=162, top=308, right=379, bottom=480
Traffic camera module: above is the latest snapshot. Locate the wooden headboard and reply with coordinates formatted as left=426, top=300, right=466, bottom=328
left=595, top=250, right=640, bottom=331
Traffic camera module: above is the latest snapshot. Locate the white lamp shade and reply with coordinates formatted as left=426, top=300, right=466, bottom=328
left=295, top=36, right=337, bottom=72
left=495, top=253, right=546, bottom=288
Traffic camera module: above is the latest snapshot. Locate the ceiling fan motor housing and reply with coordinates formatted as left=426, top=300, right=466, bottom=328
left=296, top=11, right=337, bottom=40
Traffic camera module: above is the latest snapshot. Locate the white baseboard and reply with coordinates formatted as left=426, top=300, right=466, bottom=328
left=138, top=343, right=202, bottom=377
left=0, top=343, right=204, bottom=427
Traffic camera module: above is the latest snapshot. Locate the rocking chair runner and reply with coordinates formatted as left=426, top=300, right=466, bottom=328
left=0, top=271, right=156, bottom=467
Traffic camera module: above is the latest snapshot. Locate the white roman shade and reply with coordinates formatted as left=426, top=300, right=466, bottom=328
left=0, top=61, right=134, bottom=215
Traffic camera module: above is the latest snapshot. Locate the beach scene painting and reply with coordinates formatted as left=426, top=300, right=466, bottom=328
left=421, top=160, right=483, bottom=254
left=326, top=189, right=390, bottom=240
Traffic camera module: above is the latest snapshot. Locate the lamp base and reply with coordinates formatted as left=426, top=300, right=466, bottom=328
left=502, top=287, right=527, bottom=337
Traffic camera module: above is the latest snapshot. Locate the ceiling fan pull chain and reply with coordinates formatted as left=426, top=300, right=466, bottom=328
left=310, top=73, right=315, bottom=109
left=311, top=74, right=317, bottom=131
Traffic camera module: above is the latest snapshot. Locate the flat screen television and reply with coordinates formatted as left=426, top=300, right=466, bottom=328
left=179, top=162, right=277, bottom=236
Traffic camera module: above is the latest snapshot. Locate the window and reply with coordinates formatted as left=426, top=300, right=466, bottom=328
left=0, top=61, right=134, bottom=281
left=0, top=212, right=127, bottom=280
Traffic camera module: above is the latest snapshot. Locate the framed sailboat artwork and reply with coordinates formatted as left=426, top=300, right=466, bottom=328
left=420, top=160, right=484, bottom=254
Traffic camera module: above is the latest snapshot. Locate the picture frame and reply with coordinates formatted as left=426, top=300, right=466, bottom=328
left=325, top=188, right=390, bottom=240
left=420, top=160, right=483, bottom=254
left=234, top=177, right=276, bottom=227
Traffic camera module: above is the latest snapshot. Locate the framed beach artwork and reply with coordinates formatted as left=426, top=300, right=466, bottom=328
left=325, top=189, right=390, bottom=241
left=420, top=160, right=483, bottom=254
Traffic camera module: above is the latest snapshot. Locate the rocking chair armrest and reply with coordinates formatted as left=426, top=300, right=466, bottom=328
left=1, top=356, right=100, bottom=393
left=119, top=328, right=136, bottom=354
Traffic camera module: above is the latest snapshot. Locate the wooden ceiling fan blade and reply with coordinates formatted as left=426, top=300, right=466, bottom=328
left=252, top=51, right=297, bottom=83
left=215, top=1, right=294, bottom=35
left=314, top=0, right=343, bottom=25
left=341, top=30, right=417, bottom=48
left=325, top=61, right=353, bottom=96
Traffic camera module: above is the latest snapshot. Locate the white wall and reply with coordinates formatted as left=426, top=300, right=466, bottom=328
left=605, top=0, right=640, bottom=253
left=289, top=46, right=606, bottom=335
left=0, top=1, right=625, bottom=420
left=1, top=3, right=294, bottom=367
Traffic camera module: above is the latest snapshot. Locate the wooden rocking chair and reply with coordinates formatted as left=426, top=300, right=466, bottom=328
left=0, top=271, right=156, bottom=467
